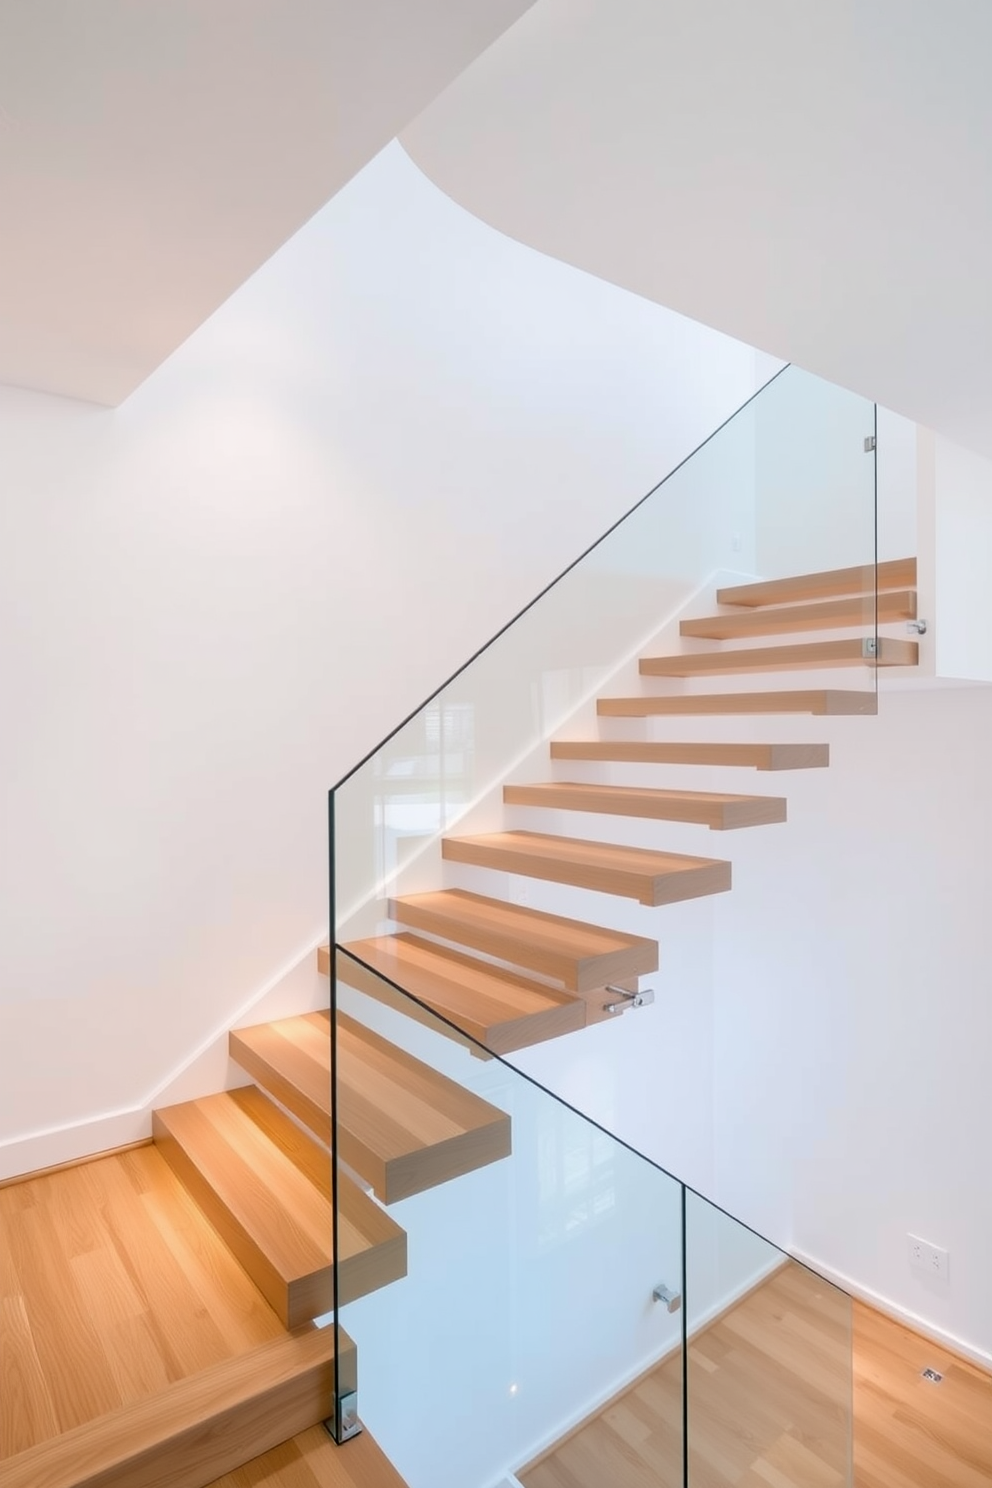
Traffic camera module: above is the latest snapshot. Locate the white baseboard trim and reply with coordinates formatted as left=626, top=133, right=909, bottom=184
left=792, top=1248, right=992, bottom=1374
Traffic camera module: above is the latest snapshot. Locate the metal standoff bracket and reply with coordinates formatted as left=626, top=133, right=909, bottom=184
left=603, top=984, right=656, bottom=1015
left=653, top=1283, right=682, bottom=1313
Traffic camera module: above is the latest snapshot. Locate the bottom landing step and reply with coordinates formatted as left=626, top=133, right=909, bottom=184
left=0, top=1326, right=353, bottom=1488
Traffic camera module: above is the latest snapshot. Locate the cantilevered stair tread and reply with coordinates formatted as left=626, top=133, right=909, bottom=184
left=443, top=829, right=733, bottom=904
left=339, top=933, right=587, bottom=1054
left=550, top=740, right=830, bottom=770
left=679, top=590, right=917, bottom=639
left=502, top=782, right=787, bottom=829
left=716, top=556, right=916, bottom=607
left=598, top=689, right=878, bottom=717
left=639, top=637, right=918, bottom=676
left=231, top=1012, right=510, bottom=1203
left=387, top=888, right=658, bottom=993
left=152, top=1087, right=406, bottom=1327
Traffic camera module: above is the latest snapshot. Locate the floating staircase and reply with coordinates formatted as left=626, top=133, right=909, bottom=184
left=332, top=556, right=918, bottom=1068
left=145, top=555, right=919, bottom=1486
left=4, top=558, right=917, bottom=1488
left=20, top=984, right=518, bottom=1488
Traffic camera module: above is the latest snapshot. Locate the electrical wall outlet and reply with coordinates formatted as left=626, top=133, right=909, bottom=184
left=908, top=1233, right=950, bottom=1282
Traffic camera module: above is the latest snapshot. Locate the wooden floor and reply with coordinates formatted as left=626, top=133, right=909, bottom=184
left=4, top=1149, right=989, bottom=1488
left=854, top=1300, right=992, bottom=1488
left=519, top=1263, right=992, bottom=1488
left=0, top=1144, right=285, bottom=1459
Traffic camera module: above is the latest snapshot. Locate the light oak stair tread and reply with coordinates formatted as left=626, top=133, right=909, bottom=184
left=153, top=1089, right=406, bottom=1327
left=442, top=830, right=732, bottom=909
left=598, top=689, right=878, bottom=717
left=0, top=1324, right=354, bottom=1488
left=679, top=589, right=917, bottom=639
left=502, top=781, right=786, bottom=829
left=339, top=933, right=587, bottom=1054
left=639, top=637, right=918, bottom=675
left=550, top=740, right=830, bottom=770
left=387, top=888, right=658, bottom=993
left=230, top=1015, right=334, bottom=1148
left=230, top=1013, right=511, bottom=1205
left=202, top=1422, right=410, bottom=1488
left=716, top=556, right=916, bottom=607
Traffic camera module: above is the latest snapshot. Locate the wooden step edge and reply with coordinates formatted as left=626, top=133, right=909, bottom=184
left=385, top=892, right=659, bottom=993
left=501, top=784, right=787, bottom=829
left=716, top=556, right=917, bottom=607
left=347, top=1112, right=512, bottom=1207
left=229, top=1027, right=330, bottom=1147
left=597, top=689, right=878, bottom=717
left=0, top=1324, right=353, bottom=1488
left=336, top=938, right=587, bottom=1056
left=336, top=1014, right=512, bottom=1202
left=342, top=928, right=594, bottom=1059
left=549, top=741, right=830, bottom=770
left=337, top=936, right=662, bottom=1052
left=442, top=833, right=734, bottom=905
left=638, top=637, right=918, bottom=676
left=679, top=589, right=917, bottom=638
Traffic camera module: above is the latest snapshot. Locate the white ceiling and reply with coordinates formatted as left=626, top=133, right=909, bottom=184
left=402, top=0, right=992, bottom=459
left=0, top=0, right=535, bottom=405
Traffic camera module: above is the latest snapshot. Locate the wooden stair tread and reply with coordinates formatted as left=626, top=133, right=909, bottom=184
left=639, top=637, right=918, bottom=675
left=230, top=1015, right=334, bottom=1148
left=338, top=933, right=587, bottom=1054
left=0, top=1324, right=354, bottom=1488
left=386, top=888, right=658, bottom=993
left=153, top=1089, right=406, bottom=1327
left=680, top=589, right=917, bottom=639
left=230, top=1014, right=510, bottom=1204
left=716, top=556, right=916, bottom=607
left=598, top=689, right=878, bottom=717
left=502, top=781, right=787, bottom=829
left=203, top=1422, right=410, bottom=1488
left=443, top=829, right=733, bottom=906
left=550, top=740, right=829, bottom=770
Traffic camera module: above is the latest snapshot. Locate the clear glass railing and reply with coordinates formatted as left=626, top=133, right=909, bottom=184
left=327, top=363, right=879, bottom=1481
left=330, top=953, right=852, bottom=1486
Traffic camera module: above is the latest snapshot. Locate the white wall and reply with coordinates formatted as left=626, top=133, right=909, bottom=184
left=922, top=432, right=992, bottom=682
left=0, top=142, right=768, bottom=1176
left=705, top=683, right=992, bottom=1366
